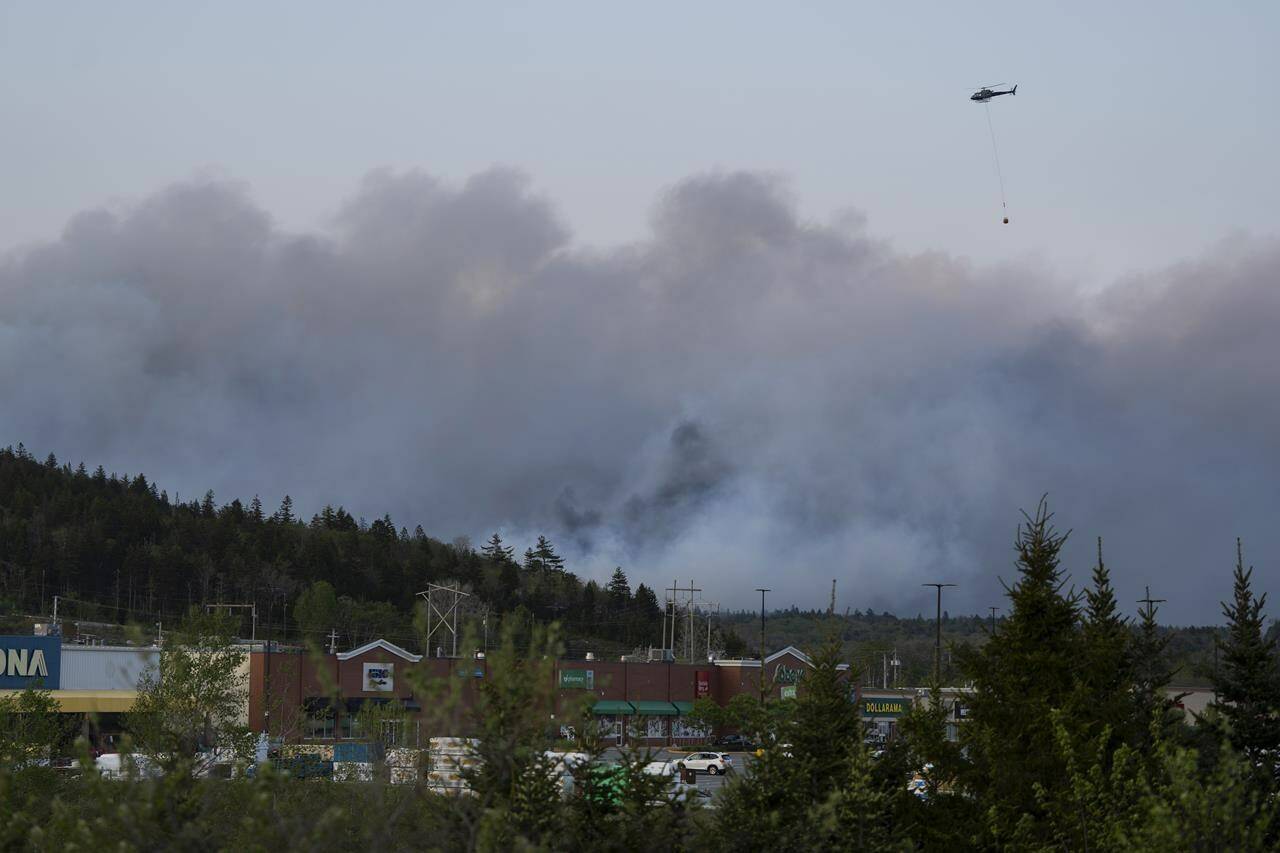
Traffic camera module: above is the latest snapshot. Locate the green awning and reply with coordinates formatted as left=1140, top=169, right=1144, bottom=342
left=592, top=700, right=635, bottom=715
left=631, top=701, right=678, bottom=716
left=672, top=701, right=694, bottom=715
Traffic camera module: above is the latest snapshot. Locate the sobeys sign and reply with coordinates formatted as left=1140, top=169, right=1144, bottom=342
left=0, top=636, right=61, bottom=689
left=774, top=665, right=804, bottom=685
left=861, top=697, right=908, bottom=717
left=559, top=669, right=594, bottom=689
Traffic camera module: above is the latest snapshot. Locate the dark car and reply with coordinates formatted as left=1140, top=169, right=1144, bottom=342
left=714, top=734, right=754, bottom=750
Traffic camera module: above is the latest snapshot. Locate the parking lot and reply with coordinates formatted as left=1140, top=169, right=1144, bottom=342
left=600, top=748, right=753, bottom=799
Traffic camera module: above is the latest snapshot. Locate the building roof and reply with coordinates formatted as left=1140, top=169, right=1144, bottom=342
left=765, top=646, right=812, bottom=666
left=336, top=639, right=422, bottom=662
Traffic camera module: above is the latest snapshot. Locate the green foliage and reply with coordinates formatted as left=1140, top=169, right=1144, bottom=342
left=0, top=448, right=668, bottom=657
left=1214, top=538, right=1280, bottom=791
left=957, top=499, right=1082, bottom=844
left=684, top=697, right=724, bottom=739
left=128, top=609, right=255, bottom=775
left=0, top=686, right=66, bottom=767
left=713, top=634, right=902, bottom=852
left=293, top=580, right=339, bottom=647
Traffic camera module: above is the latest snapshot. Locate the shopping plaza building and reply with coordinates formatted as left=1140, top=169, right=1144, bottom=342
left=248, top=641, right=863, bottom=746
left=1, top=632, right=1216, bottom=749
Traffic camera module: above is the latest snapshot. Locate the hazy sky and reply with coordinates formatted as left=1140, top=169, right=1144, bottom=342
left=2, top=3, right=1278, bottom=622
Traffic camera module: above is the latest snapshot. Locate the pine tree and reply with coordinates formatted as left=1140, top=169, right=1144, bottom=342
left=1214, top=539, right=1280, bottom=790
left=606, top=567, right=631, bottom=609
left=531, top=536, right=564, bottom=573
left=481, top=532, right=515, bottom=564
left=957, top=498, right=1082, bottom=844
left=275, top=495, right=294, bottom=525
left=249, top=495, right=264, bottom=523
left=1131, top=585, right=1178, bottom=750
left=1074, top=539, right=1135, bottom=743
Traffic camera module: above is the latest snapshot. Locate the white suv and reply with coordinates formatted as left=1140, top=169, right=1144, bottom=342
left=677, top=752, right=733, bottom=776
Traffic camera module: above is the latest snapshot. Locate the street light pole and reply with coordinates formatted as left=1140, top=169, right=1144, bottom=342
left=755, top=588, right=770, bottom=704
left=922, top=583, right=957, bottom=685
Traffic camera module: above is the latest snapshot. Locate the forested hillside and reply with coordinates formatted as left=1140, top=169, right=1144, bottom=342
left=0, top=443, right=1225, bottom=680
left=0, top=444, right=667, bottom=656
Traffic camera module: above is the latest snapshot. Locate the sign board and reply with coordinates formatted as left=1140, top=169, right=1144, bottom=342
left=695, top=670, right=711, bottom=698
left=774, top=665, right=804, bottom=685
left=861, top=697, right=908, bottom=718
left=0, top=636, right=60, bottom=689
left=780, top=685, right=797, bottom=700
left=363, top=662, right=394, bottom=692
left=559, top=669, right=594, bottom=689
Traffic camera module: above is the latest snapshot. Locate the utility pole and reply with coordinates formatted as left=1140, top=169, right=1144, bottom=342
left=327, top=629, right=338, bottom=654
left=829, top=579, right=837, bottom=616
left=988, top=606, right=999, bottom=635
left=206, top=603, right=258, bottom=641
left=755, top=588, right=770, bottom=704
left=922, top=583, right=957, bottom=685
left=1137, top=586, right=1166, bottom=621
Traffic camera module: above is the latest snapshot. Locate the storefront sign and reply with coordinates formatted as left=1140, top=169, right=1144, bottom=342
left=861, top=698, right=908, bottom=717
left=0, top=636, right=60, bottom=689
left=774, top=665, right=804, bottom=685
left=363, top=662, right=394, bottom=692
left=780, top=685, right=797, bottom=700
left=695, top=670, right=711, bottom=698
left=559, top=669, right=594, bottom=689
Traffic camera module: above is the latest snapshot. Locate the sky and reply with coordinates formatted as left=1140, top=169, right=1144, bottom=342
left=1, top=2, right=1278, bottom=623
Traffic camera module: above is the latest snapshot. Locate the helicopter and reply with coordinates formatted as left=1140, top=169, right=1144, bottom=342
left=970, top=84, right=1017, bottom=102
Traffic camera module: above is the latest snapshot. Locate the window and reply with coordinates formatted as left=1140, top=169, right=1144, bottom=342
left=303, top=698, right=334, bottom=740
left=671, top=718, right=709, bottom=740
left=645, top=717, right=665, bottom=739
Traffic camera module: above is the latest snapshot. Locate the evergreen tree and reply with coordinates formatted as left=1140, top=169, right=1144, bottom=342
left=275, top=495, right=294, bottom=525
left=957, top=498, right=1081, bottom=845
left=249, top=495, right=264, bottom=523
left=1214, top=539, right=1280, bottom=790
left=1074, top=538, right=1135, bottom=745
left=1131, top=585, right=1178, bottom=750
left=606, top=567, right=631, bottom=612
left=481, top=532, right=515, bottom=564
left=531, top=535, right=564, bottom=573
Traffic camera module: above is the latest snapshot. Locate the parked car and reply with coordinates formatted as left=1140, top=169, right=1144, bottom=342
left=714, top=734, right=754, bottom=750
left=642, top=760, right=676, bottom=777
left=676, top=752, right=733, bottom=776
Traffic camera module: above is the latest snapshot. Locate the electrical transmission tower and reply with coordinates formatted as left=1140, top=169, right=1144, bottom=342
left=663, top=579, right=701, bottom=663
left=418, top=583, right=470, bottom=658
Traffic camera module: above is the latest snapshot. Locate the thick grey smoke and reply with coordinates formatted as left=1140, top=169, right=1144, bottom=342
left=2, top=168, right=1277, bottom=622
